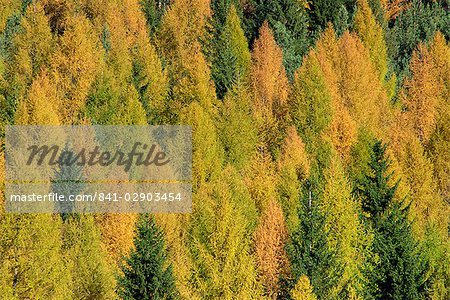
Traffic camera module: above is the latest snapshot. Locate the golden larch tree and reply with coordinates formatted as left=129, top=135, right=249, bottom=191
left=255, top=197, right=289, bottom=299
left=428, top=32, right=450, bottom=204
left=277, top=126, right=310, bottom=232
left=244, top=150, right=278, bottom=213
left=10, top=2, right=54, bottom=91
left=401, top=43, right=440, bottom=144
left=251, top=21, right=289, bottom=119
left=15, top=69, right=60, bottom=125
left=250, top=21, right=290, bottom=155
left=334, top=32, right=390, bottom=135
left=51, top=14, right=102, bottom=123
left=315, top=26, right=358, bottom=161
left=159, top=0, right=216, bottom=116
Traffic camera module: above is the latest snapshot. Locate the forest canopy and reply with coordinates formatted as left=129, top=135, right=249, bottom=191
left=0, top=0, right=449, bottom=299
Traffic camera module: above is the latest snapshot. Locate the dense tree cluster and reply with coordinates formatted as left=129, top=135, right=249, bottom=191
left=0, top=0, right=449, bottom=299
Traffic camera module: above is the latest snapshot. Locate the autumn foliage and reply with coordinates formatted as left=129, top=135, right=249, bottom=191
left=0, top=0, right=449, bottom=299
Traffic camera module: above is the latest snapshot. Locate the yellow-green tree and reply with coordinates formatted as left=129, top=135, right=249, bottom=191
left=321, top=154, right=368, bottom=299
left=428, top=32, right=450, bottom=205
left=354, top=0, right=388, bottom=83
left=290, top=49, right=333, bottom=148
left=277, top=126, right=310, bottom=232
left=0, top=0, right=20, bottom=33
left=0, top=213, right=72, bottom=298
left=244, top=150, right=278, bottom=213
left=159, top=0, right=216, bottom=117
left=14, top=69, right=60, bottom=125
left=0, top=91, right=71, bottom=298
left=189, top=166, right=261, bottom=298
left=181, top=101, right=223, bottom=188
left=9, top=2, right=53, bottom=97
left=63, top=214, right=116, bottom=299
left=290, top=275, right=318, bottom=300
left=290, top=48, right=334, bottom=172
left=396, top=134, right=447, bottom=238
left=217, top=84, right=258, bottom=170
left=51, top=14, right=102, bottom=123
left=131, top=29, right=168, bottom=124
left=85, top=69, right=147, bottom=125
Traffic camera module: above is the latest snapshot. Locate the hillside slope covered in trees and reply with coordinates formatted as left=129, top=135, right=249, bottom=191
left=0, top=0, right=449, bottom=299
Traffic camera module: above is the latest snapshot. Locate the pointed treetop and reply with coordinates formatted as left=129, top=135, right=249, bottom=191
left=251, top=21, right=289, bottom=119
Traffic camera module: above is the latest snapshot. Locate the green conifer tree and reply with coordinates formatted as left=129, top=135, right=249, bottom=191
left=307, top=0, right=354, bottom=38
left=118, top=214, right=179, bottom=300
left=211, top=4, right=251, bottom=99
left=357, top=141, right=428, bottom=300
left=287, top=179, right=341, bottom=299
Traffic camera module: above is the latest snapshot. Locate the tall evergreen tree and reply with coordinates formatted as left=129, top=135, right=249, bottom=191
left=287, top=179, right=341, bottom=299
left=210, top=0, right=241, bottom=31
left=211, top=4, right=251, bottom=99
left=118, top=214, right=178, bottom=300
left=357, top=141, right=427, bottom=300
left=307, top=0, right=355, bottom=38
